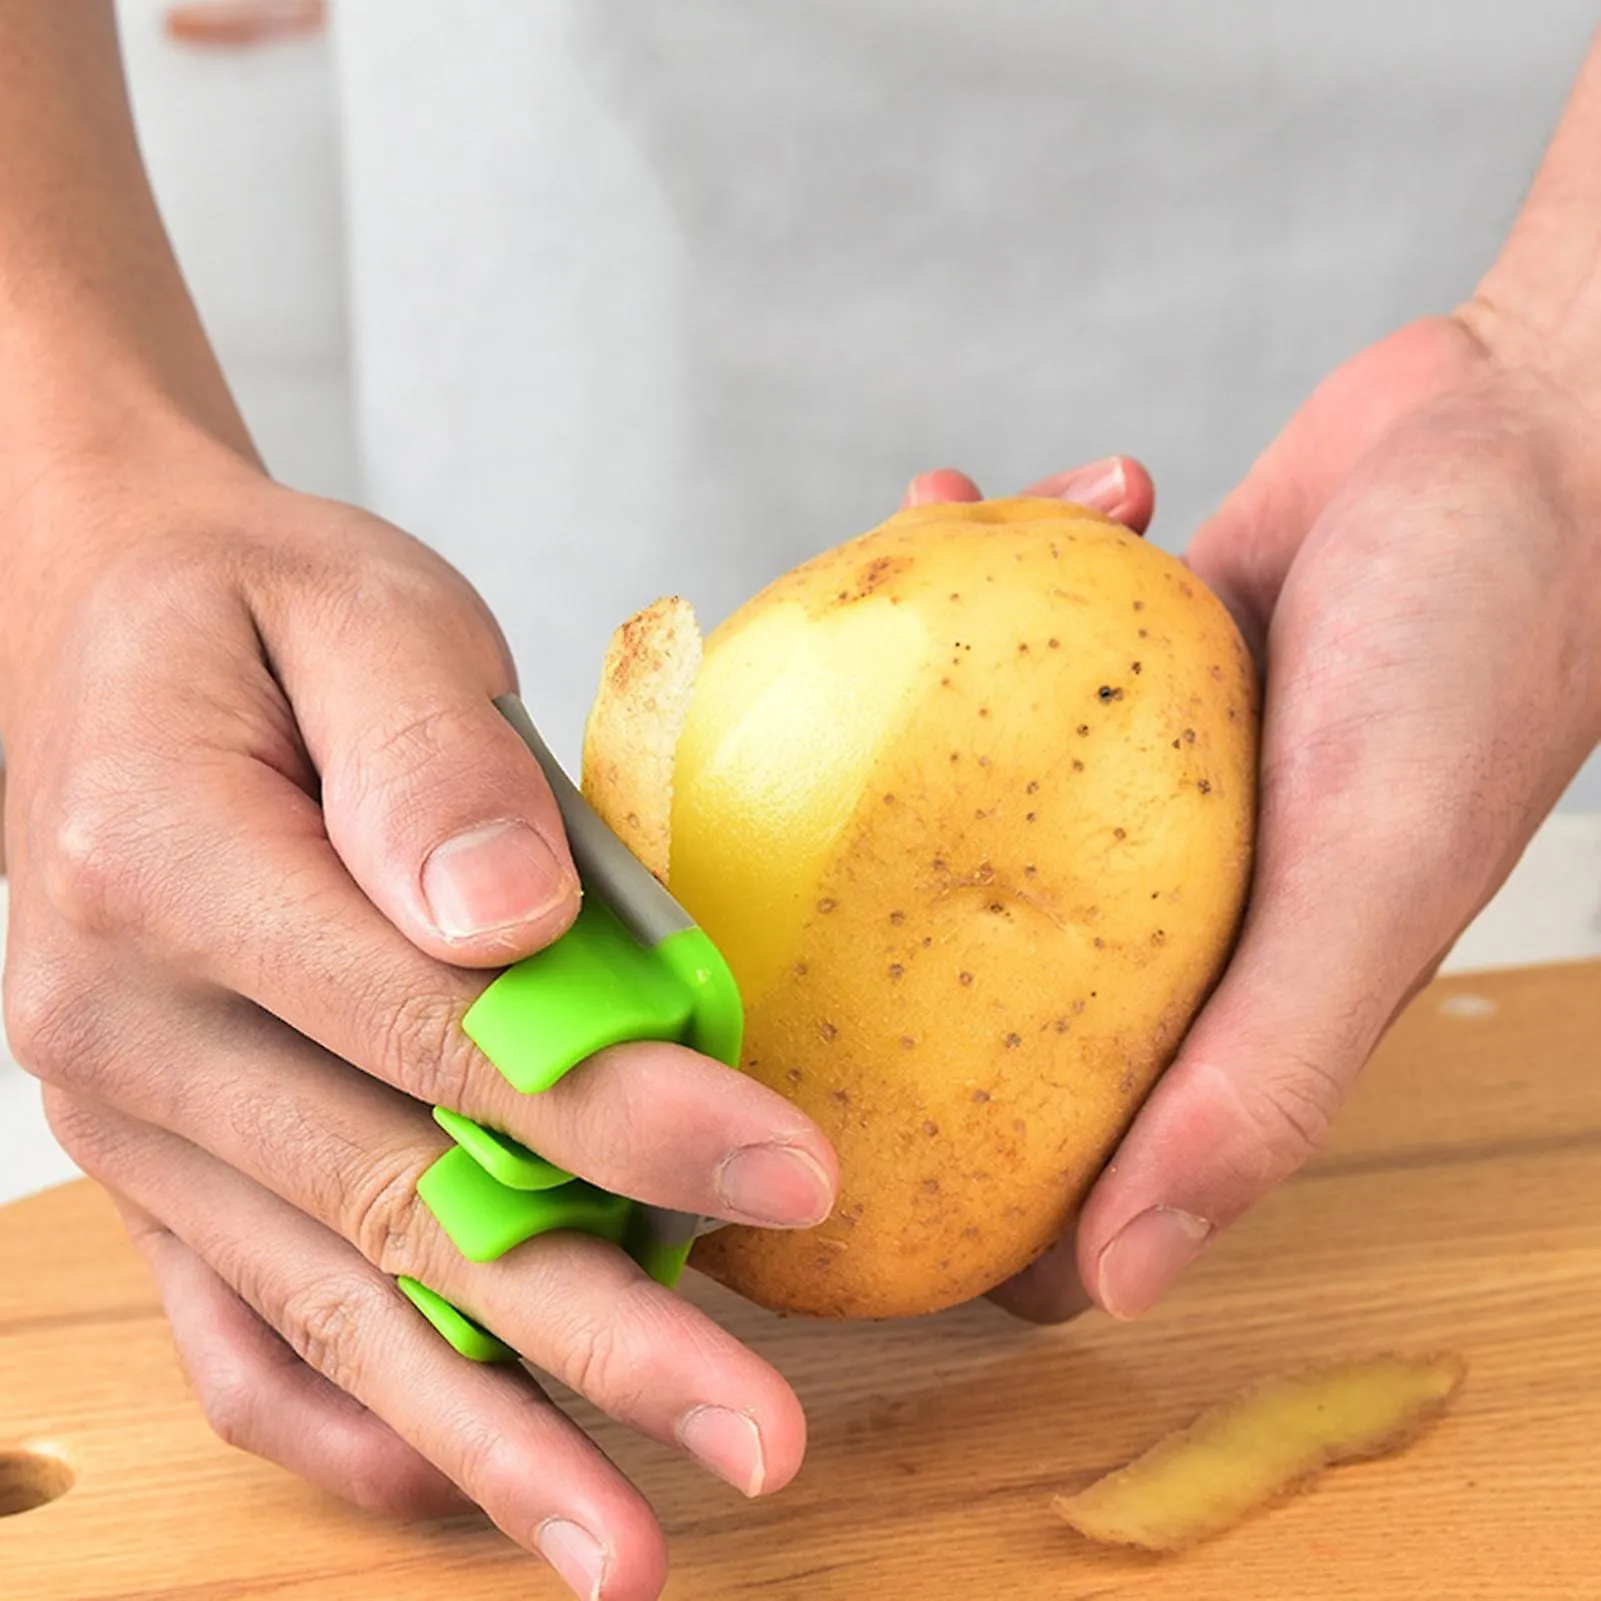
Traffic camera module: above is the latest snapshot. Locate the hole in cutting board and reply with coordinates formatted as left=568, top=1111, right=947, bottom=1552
left=0, top=1449, right=74, bottom=1517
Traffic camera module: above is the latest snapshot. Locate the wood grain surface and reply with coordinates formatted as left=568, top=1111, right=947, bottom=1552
left=1, top=961, right=1598, bottom=1599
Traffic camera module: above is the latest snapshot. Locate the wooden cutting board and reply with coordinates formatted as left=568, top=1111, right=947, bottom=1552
left=2, top=961, right=1598, bottom=1600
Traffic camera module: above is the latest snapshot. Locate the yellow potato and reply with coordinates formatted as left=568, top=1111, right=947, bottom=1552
left=1052, top=1352, right=1467, bottom=1551
left=586, top=498, right=1258, bottom=1317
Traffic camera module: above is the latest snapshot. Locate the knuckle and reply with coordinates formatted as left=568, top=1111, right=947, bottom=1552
left=376, top=987, right=478, bottom=1108
left=198, top=1359, right=266, bottom=1456
left=2, top=956, right=88, bottom=1083
left=341, top=1143, right=437, bottom=1274
left=39, top=1085, right=120, bottom=1177
left=563, top=1063, right=650, bottom=1180
left=4, top=952, right=139, bottom=1104
left=440, top=1410, right=517, bottom=1509
left=329, top=701, right=480, bottom=834
left=36, top=779, right=162, bottom=936
left=278, top=1275, right=389, bottom=1395
left=561, top=1278, right=663, bottom=1417
left=1230, top=1051, right=1344, bottom=1180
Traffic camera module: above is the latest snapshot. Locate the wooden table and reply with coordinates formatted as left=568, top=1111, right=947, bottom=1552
left=2, top=962, right=1598, bottom=1599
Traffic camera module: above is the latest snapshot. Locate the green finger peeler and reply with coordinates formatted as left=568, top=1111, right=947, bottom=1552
left=396, top=693, right=744, bottom=1364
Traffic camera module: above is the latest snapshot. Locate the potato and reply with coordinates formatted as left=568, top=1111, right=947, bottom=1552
left=1052, top=1352, right=1467, bottom=1551
left=586, top=498, right=1258, bottom=1317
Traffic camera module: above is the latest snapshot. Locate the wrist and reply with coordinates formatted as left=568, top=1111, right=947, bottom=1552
left=1456, top=32, right=1601, bottom=407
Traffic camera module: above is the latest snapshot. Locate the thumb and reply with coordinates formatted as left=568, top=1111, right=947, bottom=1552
left=1073, top=814, right=1466, bottom=1321
left=259, top=555, right=580, bottom=968
left=1071, top=529, right=1547, bottom=1318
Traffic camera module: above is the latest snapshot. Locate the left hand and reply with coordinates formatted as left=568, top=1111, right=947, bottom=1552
left=910, top=312, right=1601, bottom=1324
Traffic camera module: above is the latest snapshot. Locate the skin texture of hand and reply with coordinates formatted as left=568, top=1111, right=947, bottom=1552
left=917, top=313, right=1601, bottom=1328
left=0, top=430, right=845, bottom=1601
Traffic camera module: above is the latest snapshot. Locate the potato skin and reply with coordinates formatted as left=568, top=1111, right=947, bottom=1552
left=674, top=499, right=1258, bottom=1318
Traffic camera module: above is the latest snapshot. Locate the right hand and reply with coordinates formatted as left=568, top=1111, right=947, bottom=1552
left=0, top=425, right=838, bottom=1601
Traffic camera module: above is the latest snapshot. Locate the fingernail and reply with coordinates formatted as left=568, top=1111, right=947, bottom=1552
left=1095, top=1207, right=1212, bottom=1320
left=715, top=1143, right=834, bottom=1227
left=421, top=821, right=571, bottom=940
left=537, top=1517, right=607, bottom=1601
left=677, top=1405, right=767, bottom=1497
left=1047, top=459, right=1126, bottom=512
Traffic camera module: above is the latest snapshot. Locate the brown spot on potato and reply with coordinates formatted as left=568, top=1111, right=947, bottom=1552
left=888, top=963, right=904, bottom=981
left=1184, top=728, right=1197, bottom=743
left=1018, top=642, right=1030, bottom=654
left=979, top=706, right=991, bottom=718
left=1054, top=1017, right=1071, bottom=1033
left=1025, top=811, right=1036, bottom=822
left=1004, top=1033, right=1022, bottom=1049
left=793, top=961, right=808, bottom=977
left=1151, top=929, right=1167, bottom=945
left=1133, top=600, right=1145, bottom=611
left=836, top=553, right=913, bottom=604
left=1072, top=759, right=1084, bottom=772
left=972, top=1088, right=991, bottom=1103
left=817, top=897, right=837, bottom=913
left=1048, top=637, right=1061, bottom=649
left=889, top=909, right=905, bottom=926
left=959, top=971, right=974, bottom=987
left=819, top=1021, right=838, bottom=1042
left=923, top=1120, right=939, bottom=1137
left=1024, top=864, right=1038, bottom=876
left=1198, top=779, right=1212, bottom=795
left=1077, top=724, right=1090, bottom=736
left=1114, top=827, right=1126, bottom=840
left=787, top=1066, right=804, bottom=1083
left=1132, top=661, right=1143, bottom=674
left=921, top=936, right=932, bottom=948
left=1093, top=937, right=1106, bottom=949
left=900, top=1036, right=917, bottom=1050
left=830, top=1088, right=851, bottom=1106
left=1097, top=685, right=1124, bottom=702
